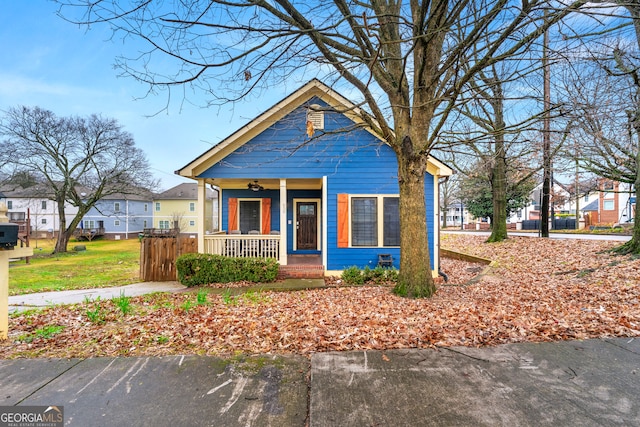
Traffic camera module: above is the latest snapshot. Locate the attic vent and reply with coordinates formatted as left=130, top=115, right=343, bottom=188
left=306, top=104, right=324, bottom=136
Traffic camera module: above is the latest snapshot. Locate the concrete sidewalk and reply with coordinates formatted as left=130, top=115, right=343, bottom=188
left=1, top=338, right=639, bottom=426
left=8, top=278, right=329, bottom=313
left=8, top=282, right=188, bottom=313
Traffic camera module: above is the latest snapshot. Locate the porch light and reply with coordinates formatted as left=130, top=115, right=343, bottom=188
left=247, top=180, right=264, bottom=192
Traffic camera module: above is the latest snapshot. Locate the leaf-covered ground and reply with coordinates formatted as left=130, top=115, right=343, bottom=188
left=2, top=234, right=639, bottom=359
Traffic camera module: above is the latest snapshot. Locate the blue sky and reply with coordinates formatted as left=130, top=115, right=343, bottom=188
left=0, top=1, right=290, bottom=191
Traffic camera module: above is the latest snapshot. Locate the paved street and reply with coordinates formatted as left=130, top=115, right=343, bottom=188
left=444, top=230, right=632, bottom=241
left=2, top=338, right=639, bottom=426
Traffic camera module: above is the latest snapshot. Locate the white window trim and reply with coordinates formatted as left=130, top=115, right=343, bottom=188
left=236, top=198, right=263, bottom=233
left=348, top=194, right=400, bottom=248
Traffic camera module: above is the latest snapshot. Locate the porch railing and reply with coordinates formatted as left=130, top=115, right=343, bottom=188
left=203, top=233, right=281, bottom=261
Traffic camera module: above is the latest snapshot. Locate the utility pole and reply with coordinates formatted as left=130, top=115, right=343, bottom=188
left=541, top=10, right=551, bottom=238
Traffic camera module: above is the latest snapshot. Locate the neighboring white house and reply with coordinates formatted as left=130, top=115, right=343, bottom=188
left=440, top=202, right=475, bottom=227
left=0, top=185, right=78, bottom=238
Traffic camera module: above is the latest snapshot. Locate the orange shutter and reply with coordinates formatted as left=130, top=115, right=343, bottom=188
left=228, top=198, right=238, bottom=232
left=337, top=194, right=349, bottom=247
left=261, top=198, right=271, bottom=234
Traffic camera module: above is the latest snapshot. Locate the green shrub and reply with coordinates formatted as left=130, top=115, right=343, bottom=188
left=342, top=265, right=398, bottom=285
left=384, top=268, right=399, bottom=282
left=362, top=265, right=388, bottom=284
left=176, top=254, right=279, bottom=287
left=341, top=266, right=364, bottom=285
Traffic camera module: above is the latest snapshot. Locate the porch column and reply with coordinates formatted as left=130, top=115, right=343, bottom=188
left=197, top=180, right=206, bottom=253
left=279, top=179, right=287, bottom=265
left=322, top=176, right=328, bottom=269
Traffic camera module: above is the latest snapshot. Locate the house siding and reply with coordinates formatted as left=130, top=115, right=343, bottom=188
left=82, top=199, right=153, bottom=239
left=201, top=97, right=437, bottom=270
left=3, top=195, right=77, bottom=237
left=153, top=199, right=203, bottom=234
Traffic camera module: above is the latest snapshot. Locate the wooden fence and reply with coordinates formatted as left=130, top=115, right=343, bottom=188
left=139, top=235, right=198, bottom=281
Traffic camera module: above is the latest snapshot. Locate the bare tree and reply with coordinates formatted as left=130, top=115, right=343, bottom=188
left=0, top=106, right=157, bottom=253
left=562, top=56, right=640, bottom=252
left=556, top=1, right=640, bottom=254
left=58, top=0, right=592, bottom=297
left=445, top=57, right=545, bottom=242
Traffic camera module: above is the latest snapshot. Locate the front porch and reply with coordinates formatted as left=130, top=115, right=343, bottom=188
left=203, top=233, right=283, bottom=260
left=203, top=234, right=324, bottom=278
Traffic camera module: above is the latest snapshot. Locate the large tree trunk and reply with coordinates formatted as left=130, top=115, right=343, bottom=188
left=54, top=197, right=69, bottom=253
left=488, top=135, right=508, bottom=242
left=393, top=153, right=435, bottom=298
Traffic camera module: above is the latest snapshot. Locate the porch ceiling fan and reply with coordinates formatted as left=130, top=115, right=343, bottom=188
left=247, top=180, right=264, bottom=192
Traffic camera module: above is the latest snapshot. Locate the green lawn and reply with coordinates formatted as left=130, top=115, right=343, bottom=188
left=8, top=239, right=141, bottom=296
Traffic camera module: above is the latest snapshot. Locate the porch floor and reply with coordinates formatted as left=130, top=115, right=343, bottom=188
left=287, top=254, right=322, bottom=265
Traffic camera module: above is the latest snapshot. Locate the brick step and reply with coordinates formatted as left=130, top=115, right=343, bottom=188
left=278, top=264, right=324, bottom=279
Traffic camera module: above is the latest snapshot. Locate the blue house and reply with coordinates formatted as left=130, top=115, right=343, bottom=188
left=78, top=191, right=154, bottom=240
left=177, top=80, right=452, bottom=276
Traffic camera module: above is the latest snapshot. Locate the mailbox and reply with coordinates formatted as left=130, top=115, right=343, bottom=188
left=0, top=223, right=19, bottom=249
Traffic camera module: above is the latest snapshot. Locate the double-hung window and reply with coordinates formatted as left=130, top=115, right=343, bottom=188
left=349, top=195, right=400, bottom=247
left=351, top=198, right=377, bottom=246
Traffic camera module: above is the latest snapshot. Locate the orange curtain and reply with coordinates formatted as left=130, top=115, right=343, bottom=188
left=337, top=194, right=349, bottom=247
left=261, top=198, right=271, bottom=234
left=228, top=198, right=238, bottom=232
